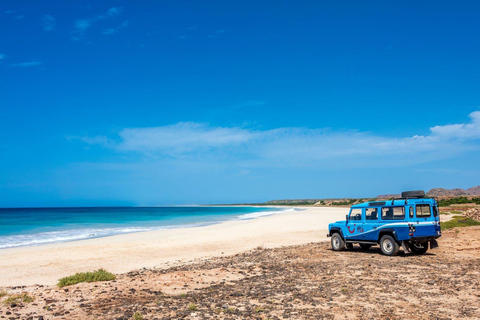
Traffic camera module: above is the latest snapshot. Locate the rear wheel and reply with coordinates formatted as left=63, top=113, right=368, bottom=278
left=360, top=244, right=372, bottom=250
left=331, top=233, right=345, bottom=251
left=409, top=243, right=428, bottom=254
left=380, top=235, right=400, bottom=256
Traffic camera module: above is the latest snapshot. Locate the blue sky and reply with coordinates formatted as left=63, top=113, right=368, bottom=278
left=1, top=1, right=480, bottom=207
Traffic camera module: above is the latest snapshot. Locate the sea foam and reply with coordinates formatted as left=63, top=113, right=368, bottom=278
left=0, top=227, right=152, bottom=249
left=0, top=206, right=291, bottom=249
left=237, top=208, right=296, bottom=220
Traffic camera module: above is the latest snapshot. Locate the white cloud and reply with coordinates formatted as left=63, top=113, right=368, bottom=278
left=73, top=7, right=123, bottom=39
left=75, top=19, right=91, bottom=32
left=68, top=135, right=111, bottom=147
left=430, top=111, right=480, bottom=139
left=116, top=123, right=253, bottom=154
left=41, top=14, right=56, bottom=31
left=10, top=61, right=42, bottom=67
left=75, top=111, right=480, bottom=168
left=107, top=7, right=122, bottom=16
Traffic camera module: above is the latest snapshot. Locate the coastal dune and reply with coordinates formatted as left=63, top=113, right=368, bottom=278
left=0, top=207, right=347, bottom=286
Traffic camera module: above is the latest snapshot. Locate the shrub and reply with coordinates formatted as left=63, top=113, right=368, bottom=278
left=441, top=216, right=480, bottom=230
left=3, top=293, right=34, bottom=305
left=57, top=268, right=116, bottom=287
left=438, top=197, right=480, bottom=207
left=132, top=311, right=143, bottom=320
left=188, top=303, right=198, bottom=311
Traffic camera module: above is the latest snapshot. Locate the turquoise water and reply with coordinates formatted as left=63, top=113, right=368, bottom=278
left=0, top=206, right=289, bottom=249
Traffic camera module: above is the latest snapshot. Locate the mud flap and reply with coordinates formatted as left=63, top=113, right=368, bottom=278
left=401, top=241, right=411, bottom=253
left=430, top=239, right=439, bottom=249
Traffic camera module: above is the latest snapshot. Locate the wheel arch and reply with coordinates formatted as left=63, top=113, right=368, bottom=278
left=329, top=227, right=345, bottom=240
left=378, top=229, right=399, bottom=243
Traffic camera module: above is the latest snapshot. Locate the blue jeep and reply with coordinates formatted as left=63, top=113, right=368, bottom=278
left=327, top=190, right=441, bottom=256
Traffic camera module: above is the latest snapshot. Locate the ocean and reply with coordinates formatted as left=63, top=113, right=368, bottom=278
left=0, top=206, right=290, bottom=249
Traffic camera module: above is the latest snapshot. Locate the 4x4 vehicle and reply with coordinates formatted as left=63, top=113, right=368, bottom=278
left=327, top=191, right=441, bottom=256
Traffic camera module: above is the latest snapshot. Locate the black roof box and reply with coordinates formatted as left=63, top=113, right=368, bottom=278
left=401, top=190, right=425, bottom=198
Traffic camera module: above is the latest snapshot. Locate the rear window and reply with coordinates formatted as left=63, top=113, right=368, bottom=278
left=381, top=207, right=405, bottom=220
left=416, top=204, right=431, bottom=217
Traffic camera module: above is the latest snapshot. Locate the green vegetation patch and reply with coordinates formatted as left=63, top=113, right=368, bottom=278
left=132, top=311, right=143, bottom=320
left=57, top=268, right=116, bottom=287
left=441, top=215, right=480, bottom=230
left=188, top=303, right=198, bottom=311
left=331, top=199, right=361, bottom=206
left=438, top=197, right=480, bottom=207
left=3, top=293, right=34, bottom=305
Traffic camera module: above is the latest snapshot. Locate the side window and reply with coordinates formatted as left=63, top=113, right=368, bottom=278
left=349, top=208, right=362, bottom=220
left=381, top=207, right=405, bottom=220
left=416, top=204, right=431, bottom=217
left=366, top=208, right=378, bottom=220
left=409, top=207, right=414, bottom=218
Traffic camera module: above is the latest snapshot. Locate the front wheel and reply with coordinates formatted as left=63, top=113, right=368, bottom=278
left=331, top=233, right=345, bottom=251
left=409, top=243, right=428, bottom=254
left=380, top=235, right=400, bottom=256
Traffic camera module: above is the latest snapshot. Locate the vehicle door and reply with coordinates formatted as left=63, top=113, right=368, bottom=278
left=345, top=208, right=364, bottom=240
left=414, top=203, right=436, bottom=237
left=363, top=207, right=379, bottom=241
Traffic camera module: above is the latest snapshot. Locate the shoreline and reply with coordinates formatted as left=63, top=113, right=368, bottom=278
left=0, top=206, right=347, bottom=287
left=0, top=206, right=288, bottom=250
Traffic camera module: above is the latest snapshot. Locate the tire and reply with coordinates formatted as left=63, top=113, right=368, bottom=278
left=401, top=190, right=425, bottom=198
left=380, top=235, right=400, bottom=256
left=409, top=243, right=429, bottom=255
left=331, top=233, right=345, bottom=251
left=346, top=243, right=353, bottom=249
left=359, top=244, right=372, bottom=250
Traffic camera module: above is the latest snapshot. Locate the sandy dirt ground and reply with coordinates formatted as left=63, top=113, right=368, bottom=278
left=0, top=216, right=479, bottom=319
left=0, top=207, right=347, bottom=286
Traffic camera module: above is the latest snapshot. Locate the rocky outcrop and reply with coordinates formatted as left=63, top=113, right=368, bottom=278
left=426, top=186, right=480, bottom=197
left=426, top=188, right=470, bottom=197
left=465, top=208, right=480, bottom=221
left=467, top=186, right=480, bottom=196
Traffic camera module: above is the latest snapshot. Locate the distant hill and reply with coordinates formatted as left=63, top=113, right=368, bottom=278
left=260, top=185, right=480, bottom=206
left=426, top=186, right=480, bottom=197
left=376, top=193, right=401, bottom=199
left=426, top=188, right=468, bottom=197
left=466, top=185, right=480, bottom=195
left=376, top=185, right=480, bottom=198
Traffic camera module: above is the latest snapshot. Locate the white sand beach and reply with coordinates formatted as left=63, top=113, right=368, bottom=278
left=0, top=207, right=347, bottom=287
